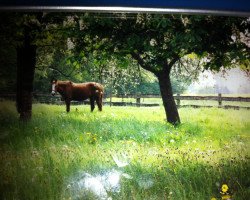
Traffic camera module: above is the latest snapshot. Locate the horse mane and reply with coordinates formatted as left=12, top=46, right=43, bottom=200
left=57, top=80, right=72, bottom=86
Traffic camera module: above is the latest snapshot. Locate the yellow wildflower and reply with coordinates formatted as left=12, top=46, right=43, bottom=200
left=221, top=184, right=229, bottom=193
left=211, top=198, right=217, bottom=200
left=221, top=194, right=232, bottom=200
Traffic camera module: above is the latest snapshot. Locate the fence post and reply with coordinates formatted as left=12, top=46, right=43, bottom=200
left=176, top=93, right=180, bottom=107
left=136, top=97, right=141, bottom=107
left=109, top=92, right=112, bottom=107
left=218, top=93, right=222, bottom=107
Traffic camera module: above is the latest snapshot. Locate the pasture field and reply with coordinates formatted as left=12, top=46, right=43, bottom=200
left=0, top=101, right=250, bottom=200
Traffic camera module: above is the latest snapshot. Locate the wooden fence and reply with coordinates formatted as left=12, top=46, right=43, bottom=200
left=117, top=93, right=250, bottom=109
left=1, top=93, right=250, bottom=110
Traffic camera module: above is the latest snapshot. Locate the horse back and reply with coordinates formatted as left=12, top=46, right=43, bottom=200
left=71, top=82, right=103, bottom=101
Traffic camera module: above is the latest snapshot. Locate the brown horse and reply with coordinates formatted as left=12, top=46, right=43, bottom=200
left=51, top=80, right=104, bottom=112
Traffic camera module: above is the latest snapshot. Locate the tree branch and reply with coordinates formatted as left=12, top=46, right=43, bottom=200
left=130, top=52, right=158, bottom=75
left=168, top=55, right=180, bottom=68
left=48, top=66, right=73, bottom=79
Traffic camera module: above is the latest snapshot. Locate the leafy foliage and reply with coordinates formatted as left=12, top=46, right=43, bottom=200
left=0, top=13, right=249, bottom=123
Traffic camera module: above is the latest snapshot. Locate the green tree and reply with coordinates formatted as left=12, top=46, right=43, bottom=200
left=1, top=13, right=249, bottom=124
left=73, top=14, right=249, bottom=124
left=0, top=12, right=75, bottom=119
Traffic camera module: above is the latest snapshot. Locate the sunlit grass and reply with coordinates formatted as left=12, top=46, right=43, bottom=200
left=0, top=101, right=249, bottom=199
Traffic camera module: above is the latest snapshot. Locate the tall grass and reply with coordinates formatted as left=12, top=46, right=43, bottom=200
left=0, top=101, right=249, bottom=200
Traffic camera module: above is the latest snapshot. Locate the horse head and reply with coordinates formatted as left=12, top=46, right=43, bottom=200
left=51, top=79, right=57, bottom=96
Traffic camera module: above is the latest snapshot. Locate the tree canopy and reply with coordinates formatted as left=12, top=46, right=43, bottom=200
left=71, top=13, right=249, bottom=123
left=0, top=13, right=249, bottom=123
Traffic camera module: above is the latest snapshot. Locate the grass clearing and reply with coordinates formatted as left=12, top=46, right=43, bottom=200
left=0, top=101, right=249, bottom=200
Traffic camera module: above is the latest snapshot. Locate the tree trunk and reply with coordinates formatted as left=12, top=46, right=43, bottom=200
left=157, top=70, right=180, bottom=125
left=16, top=27, right=36, bottom=121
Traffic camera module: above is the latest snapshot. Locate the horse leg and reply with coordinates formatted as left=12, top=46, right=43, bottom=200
left=90, top=97, right=95, bottom=112
left=96, top=97, right=102, bottom=111
left=66, top=100, right=71, bottom=112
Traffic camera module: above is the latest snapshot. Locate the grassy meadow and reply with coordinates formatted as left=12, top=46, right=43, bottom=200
left=0, top=101, right=250, bottom=200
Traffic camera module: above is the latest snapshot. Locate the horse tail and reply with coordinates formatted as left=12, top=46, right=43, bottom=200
left=94, top=83, right=104, bottom=98
left=95, top=89, right=103, bottom=98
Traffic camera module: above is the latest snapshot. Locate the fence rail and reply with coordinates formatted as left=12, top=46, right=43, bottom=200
left=1, top=93, right=250, bottom=109
left=117, top=94, right=250, bottom=102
